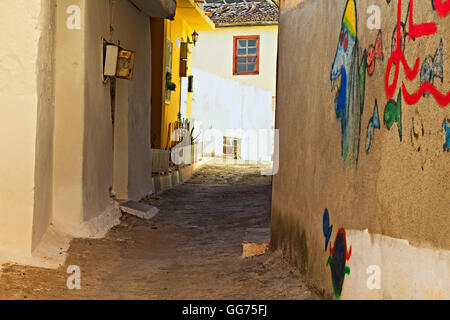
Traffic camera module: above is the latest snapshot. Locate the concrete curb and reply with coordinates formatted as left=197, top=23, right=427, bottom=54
left=152, top=159, right=207, bottom=194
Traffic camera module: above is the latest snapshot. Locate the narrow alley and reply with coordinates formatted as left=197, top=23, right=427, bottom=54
left=0, top=164, right=318, bottom=300
left=0, top=0, right=447, bottom=303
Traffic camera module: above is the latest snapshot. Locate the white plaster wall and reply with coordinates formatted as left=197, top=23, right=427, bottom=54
left=191, top=68, right=274, bottom=161
left=53, top=0, right=152, bottom=237
left=53, top=0, right=87, bottom=235
left=342, top=230, right=449, bottom=300
left=0, top=0, right=155, bottom=264
left=193, top=26, right=278, bottom=94
left=192, top=25, right=278, bottom=161
left=110, top=0, right=153, bottom=201
left=33, top=0, right=57, bottom=250
left=0, top=0, right=50, bottom=255
left=83, top=0, right=116, bottom=221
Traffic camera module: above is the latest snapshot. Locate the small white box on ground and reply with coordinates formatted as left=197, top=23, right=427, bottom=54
left=119, top=200, right=160, bottom=220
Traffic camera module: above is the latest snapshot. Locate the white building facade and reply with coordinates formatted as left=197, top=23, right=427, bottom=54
left=191, top=1, right=278, bottom=162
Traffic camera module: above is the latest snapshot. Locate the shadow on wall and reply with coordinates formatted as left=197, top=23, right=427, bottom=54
left=270, top=212, right=308, bottom=280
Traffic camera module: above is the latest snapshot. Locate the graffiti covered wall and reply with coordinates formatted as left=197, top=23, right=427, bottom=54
left=272, top=0, right=449, bottom=299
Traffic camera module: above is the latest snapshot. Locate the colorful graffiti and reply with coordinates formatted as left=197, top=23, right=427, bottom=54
left=330, top=0, right=367, bottom=166
left=367, top=31, right=383, bottom=76
left=327, top=229, right=352, bottom=300
left=411, top=111, right=424, bottom=151
left=365, top=100, right=381, bottom=154
left=328, top=1, right=447, bottom=158
left=323, top=209, right=333, bottom=251
left=390, top=2, right=408, bottom=55
left=323, top=210, right=352, bottom=300
left=443, top=119, right=450, bottom=152
left=432, top=0, right=450, bottom=17
left=320, top=0, right=448, bottom=302
left=420, top=40, right=444, bottom=96
left=385, top=0, right=450, bottom=107
left=384, top=90, right=403, bottom=141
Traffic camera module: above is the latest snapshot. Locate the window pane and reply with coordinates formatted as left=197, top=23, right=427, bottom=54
left=237, top=64, right=247, bottom=72
left=248, top=39, right=257, bottom=47
left=248, top=48, right=257, bottom=55
left=234, top=37, right=259, bottom=74
left=237, top=49, right=247, bottom=56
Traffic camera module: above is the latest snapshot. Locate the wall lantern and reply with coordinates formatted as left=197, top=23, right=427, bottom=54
left=191, top=30, right=199, bottom=46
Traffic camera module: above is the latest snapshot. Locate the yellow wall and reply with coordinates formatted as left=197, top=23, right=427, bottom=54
left=163, top=14, right=195, bottom=148
left=151, top=18, right=166, bottom=150
left=151, top=1, right=214, bottom=149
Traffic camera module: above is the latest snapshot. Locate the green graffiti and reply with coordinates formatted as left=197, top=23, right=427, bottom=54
left=327, top=257, right=351, bottom=300
left=384, top=90, right=403, bottom=141
left=359, top=49, right=367, bottom=111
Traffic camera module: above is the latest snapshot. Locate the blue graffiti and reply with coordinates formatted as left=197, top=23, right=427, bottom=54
left=372, top=101, right=380, bottom=128
left=330, top=0, right=366, bottom=166
left=334, top=66, right=348, bottom=133
left=443, top=119, right=450, bottom=152
left=323, top=209, right=333, bottom=251
left=420, top=39, right=443, bottom=93
left=365, top=100, right=381, bottom=154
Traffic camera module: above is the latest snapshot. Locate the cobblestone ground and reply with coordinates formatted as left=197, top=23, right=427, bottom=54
left=0, top=164, right=320, bottom=300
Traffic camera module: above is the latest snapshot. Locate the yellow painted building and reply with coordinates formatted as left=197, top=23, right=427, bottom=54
left=151, top=0, right=214, bottom=149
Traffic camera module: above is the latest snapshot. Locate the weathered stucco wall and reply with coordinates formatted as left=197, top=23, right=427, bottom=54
left=0, top=0, right=156, bottom=264
left=54, top=0, right=152, bottom=236
left=272, top=0, right=449, bottom=299
left=109, top=0, right=153, bottom=201
left=33, top=0, right=57, bottom=250
left=0, top=0, right=55, bottom=256
left=82, top=0, right=115, bottom=221
left=53, top=0, right=88, bottom=235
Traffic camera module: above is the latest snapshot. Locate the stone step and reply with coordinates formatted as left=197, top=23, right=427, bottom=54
left=242, top=227, right=270, bottom=258
left=119, top=200, right=160, bottom=220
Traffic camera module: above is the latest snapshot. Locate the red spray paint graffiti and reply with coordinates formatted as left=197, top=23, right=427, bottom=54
left=385, top=0, right=450, bottom=107
left=434, top=0, right=450, bottom=17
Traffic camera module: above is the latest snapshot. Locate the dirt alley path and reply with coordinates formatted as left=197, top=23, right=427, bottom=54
left=0, top=164, right=320, bottom=300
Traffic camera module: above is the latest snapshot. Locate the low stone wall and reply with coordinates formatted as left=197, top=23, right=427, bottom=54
left=152, top=160, right=207, bottom=194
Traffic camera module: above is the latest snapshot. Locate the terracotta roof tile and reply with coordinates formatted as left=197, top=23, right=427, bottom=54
left=203, top=1, right=279, bottom=25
